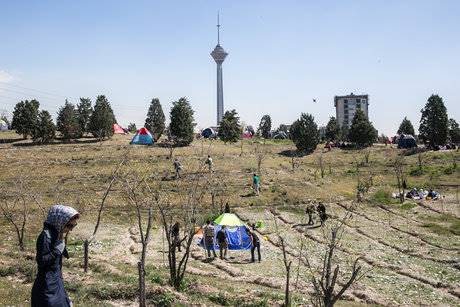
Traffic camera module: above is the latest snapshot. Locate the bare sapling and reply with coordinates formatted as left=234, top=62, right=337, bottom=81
left=271, top=212, right=293, bottom=307
left=417, top=152, right=423, bottom=170
left=319, top=153, right=325, bottom=179
left=123, top=173, right=156, bottom=307
left=150, top=167, right=208, bottom=291
left=355, top=158, right=372, bottom=202
left=0, top=178, right=35, bottom=251
left=84, top=156, right=127, bottom=272
left=394, top=155, right=406, bottom=204
left=363, top=149, right=371, bottom=165
left=305, top=212, right=367, bottom=307
left=255, top=143, right=266, bottom=175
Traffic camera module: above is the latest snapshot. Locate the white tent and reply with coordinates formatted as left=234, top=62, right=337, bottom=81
left=0, top=119, right=8, bottom=131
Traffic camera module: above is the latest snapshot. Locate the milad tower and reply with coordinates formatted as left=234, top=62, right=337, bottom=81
left=210, top=14, right=228, bottom=125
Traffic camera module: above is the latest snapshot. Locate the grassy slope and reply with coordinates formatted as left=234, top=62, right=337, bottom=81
left=0, top=131, right=459, bottom=306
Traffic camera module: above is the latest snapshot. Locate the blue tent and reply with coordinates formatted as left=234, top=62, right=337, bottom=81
left=201, top=127, right=217, bottom=139
left=131, top=127, right=154, bottom=145
left=199, top=213, right=252, bottom=250
left=199, top=225, right=252, bottom=250
left=398, top=134, right=417, bottom=149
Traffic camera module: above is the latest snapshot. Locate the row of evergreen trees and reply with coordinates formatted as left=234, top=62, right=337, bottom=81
left=11, top=95, right=116, bottom=143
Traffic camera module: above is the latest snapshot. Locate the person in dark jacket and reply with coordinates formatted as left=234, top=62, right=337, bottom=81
left=317, top=202, right=327, bottom=225
left=31, top=204, right=80, bottom=307
left=246, top=227, right=261, bottom=263
left=171, top=222, right=181, bottom=252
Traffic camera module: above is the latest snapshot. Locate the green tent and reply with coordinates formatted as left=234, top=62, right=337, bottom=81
left=213, top=213, right=245, bottom=226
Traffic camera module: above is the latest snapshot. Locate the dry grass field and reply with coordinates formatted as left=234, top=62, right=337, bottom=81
left=0, top=130, right=459, bottom=306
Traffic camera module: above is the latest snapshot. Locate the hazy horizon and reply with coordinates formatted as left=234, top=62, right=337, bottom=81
left=1, top=1, right=459, bottom=136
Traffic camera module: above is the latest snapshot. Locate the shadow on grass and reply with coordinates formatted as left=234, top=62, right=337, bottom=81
left=292, top=223, right=322, bottom=230
left=0, top=137, right=23, bottom=144
left=12, top=138, right=103, bottom=147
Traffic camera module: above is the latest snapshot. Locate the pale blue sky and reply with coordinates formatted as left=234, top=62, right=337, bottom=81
left=0, top=0, right=459, bottom=135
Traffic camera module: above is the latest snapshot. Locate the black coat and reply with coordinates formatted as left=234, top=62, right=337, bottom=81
left=31, top=222, right=71, bottom=307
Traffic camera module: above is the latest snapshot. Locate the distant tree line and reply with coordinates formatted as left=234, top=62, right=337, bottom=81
left=11, top=95, right=117, bottom=144
left=8, top=93, right=458, bottom=149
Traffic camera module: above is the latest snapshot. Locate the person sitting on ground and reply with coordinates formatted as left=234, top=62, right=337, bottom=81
left=31, top=205, right=80, bottom=307
left=171, top=221, right=181, bottom=252
left=427, top=189, right=439, bottom=200
left=216, top=225, right=228, bottom=260
left=203, top=220, right=217, bottom=259
left=252, top=173, right=260, bottom=196
left=246, top=227, right=261, bottom=263
left=205, top=155, right=213, bottom=173
left=173, top=158, right=183, bottom=179
left=306, top=204, right=315, bottom=225
left=317, top=202, right=327, bottom=225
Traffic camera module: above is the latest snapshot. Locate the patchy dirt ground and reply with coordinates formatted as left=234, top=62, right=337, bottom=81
left=0, top=132, right=459, bottom=306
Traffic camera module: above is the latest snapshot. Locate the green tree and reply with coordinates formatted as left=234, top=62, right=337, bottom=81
left=219, top=109, right=241, bottom=143
left=257, top=114, right=272, bottom=138
left=77, top=98, right=92, bottom=136
left=169, top=97, right=195, bottom=146
left=397, top=117, right=415, bottom=136
left=448, top=118, right=460, bottom=144
left=348, top=109, right=378, bottom=148
left=325, top=117, right=340, bottom=141
left=128, top=122, right=137, bottom=133
left=32, top=110, right=56, bottom=144
left=339, top=125, right=350, bottom=142
left=290, top=113, right=319, bottom=153
left=57, top=100, right=81, bottom=141
left=419, top=94, right=448, bottom=146
left=145, top=98, right=165, bottom=140
left=89, top=95, right=117, bottom=140
left=11, top=99, right=40, bottom=139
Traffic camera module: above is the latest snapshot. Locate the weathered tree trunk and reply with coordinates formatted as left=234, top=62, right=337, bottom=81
left=138, top=261, right=146, bottom=307
left=83, top=239, right=89, bottom=272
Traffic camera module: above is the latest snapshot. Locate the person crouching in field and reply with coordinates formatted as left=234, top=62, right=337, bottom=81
left=32, top=204, right=80, bottom=307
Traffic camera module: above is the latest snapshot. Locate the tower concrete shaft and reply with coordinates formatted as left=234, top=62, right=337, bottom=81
left=216, top=63, right=224, bottom=124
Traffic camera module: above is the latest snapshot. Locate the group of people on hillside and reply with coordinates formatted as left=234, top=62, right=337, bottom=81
left=305, top=202, right=328, bottom=226
left=202, top=220, right=261, bottom=263
left=173, top=156, right=262, bottom=197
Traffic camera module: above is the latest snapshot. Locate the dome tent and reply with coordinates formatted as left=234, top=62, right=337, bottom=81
left=130, top=127, right=154, bottom=145
left=201, top=127, right=217, bottom=139
left=113, top=123, right=127, bottom=134
left=397, top=134, right=417, bottom=149
left=199, top=213, right=252, bottom=250
left=0, top=119, right=8, bottom=131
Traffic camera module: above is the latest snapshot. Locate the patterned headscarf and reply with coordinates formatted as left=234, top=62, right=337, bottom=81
left=45, top=205, right=79, bottom=232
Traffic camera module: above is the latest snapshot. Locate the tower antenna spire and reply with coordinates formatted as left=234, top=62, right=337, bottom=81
left=217, top=11, right=220, bottom=45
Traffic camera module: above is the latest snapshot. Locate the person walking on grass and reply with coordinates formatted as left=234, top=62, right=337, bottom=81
left=216, top=225, right=228, bottom=260
left=252, top=173, right=260, bottom=196
left=205, top=155, right=213, bottom=173
left=246, top=227, right=261, bottom=263
left=32, top=205, right=80, bottom=307
left=173, top=158, right=183, bottom=179
left=317, top=202, right=327, bottom=225
left=203, top=220, right=217, bottom=259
